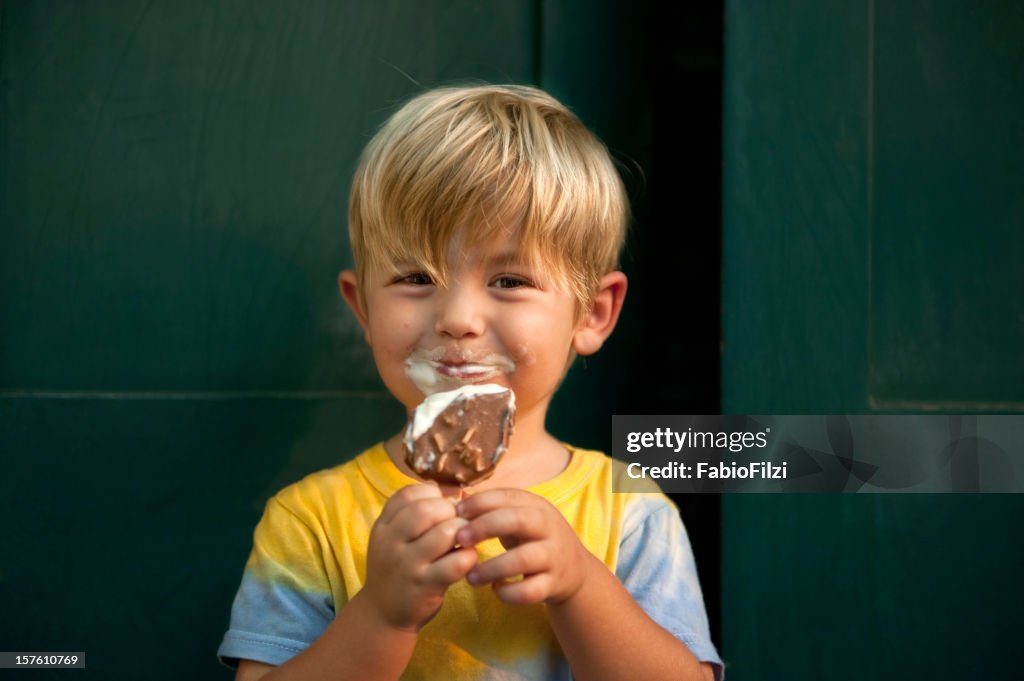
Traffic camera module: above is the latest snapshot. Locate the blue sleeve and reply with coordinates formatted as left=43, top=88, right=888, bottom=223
left=217, top=498, right=335, bottom=668
left=616, top=495, right=725, bottom=680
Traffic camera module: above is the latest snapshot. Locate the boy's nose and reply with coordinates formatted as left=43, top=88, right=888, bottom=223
left=434, top=286, right=486, bottom=338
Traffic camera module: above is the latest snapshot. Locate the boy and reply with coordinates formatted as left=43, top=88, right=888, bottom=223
left=218, top=84, right=723, bottom=681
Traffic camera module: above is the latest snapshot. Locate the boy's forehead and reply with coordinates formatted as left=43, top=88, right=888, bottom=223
left=447, top=230, right=529, bottom=264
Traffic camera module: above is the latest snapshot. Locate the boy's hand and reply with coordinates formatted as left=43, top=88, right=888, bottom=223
left=362, top=484, right=478, bottom=632
left=454, top=489, right=597, bottom=606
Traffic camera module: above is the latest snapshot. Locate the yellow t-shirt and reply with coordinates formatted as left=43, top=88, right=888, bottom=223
left=218, top=443, right=722, bottom=680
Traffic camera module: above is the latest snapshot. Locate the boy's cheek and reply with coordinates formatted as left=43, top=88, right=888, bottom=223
left=512, top=342, right=537, bottom=367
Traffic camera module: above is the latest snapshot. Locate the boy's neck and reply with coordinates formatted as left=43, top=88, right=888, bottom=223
left=382, top=404, right=570, bottom=496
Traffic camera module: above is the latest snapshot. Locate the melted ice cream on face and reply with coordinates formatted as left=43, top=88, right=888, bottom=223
left=406, top=360, right=442, bottom=394
left=404, top=348, right=516, bottom=396
left=403, top=384, right=516, bottom=486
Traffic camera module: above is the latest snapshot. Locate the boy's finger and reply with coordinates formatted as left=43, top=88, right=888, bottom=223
left=424, top=546, right=478, bottom=586
left=379, top=484, right=443, bottom=524
left=456, top=488, right=531, bottom=519
left=454, top=506, right=548, bottom=547
left=388, top=497, right=458, bottom=541
left=465, top=542, right=548, bottom=587
left=492, top=573, right=553, bottom=606
left=409, top=516, right=469, bottom=562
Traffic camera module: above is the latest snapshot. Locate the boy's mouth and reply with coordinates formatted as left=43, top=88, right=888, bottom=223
left=405, top=349, right=516, bottom=395
left=434, top=362, right=501, bottom=380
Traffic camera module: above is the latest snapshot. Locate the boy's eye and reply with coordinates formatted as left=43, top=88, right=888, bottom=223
left=396, top=272, right=434, bottom=286
left=492, top=275, right=531, bottom=289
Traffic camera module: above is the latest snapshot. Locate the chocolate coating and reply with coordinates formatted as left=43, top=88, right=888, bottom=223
left=405, top=387, right=515, bottom=486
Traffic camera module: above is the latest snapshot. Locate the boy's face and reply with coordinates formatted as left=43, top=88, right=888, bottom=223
left=339, top=231, right=619, bottom=421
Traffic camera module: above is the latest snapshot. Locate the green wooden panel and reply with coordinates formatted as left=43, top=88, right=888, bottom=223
left=721, top=1, right=870, bottom=415
left=722, top=1, right=1024, bottom=680
left=723, top=495, right=1024, bottom=679
left=870, top=2, right=1024, bottom=406
left=0, top=396, right=403, bottom=678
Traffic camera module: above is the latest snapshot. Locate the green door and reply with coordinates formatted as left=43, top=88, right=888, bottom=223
left=722, top=1, right=1024, bottom=679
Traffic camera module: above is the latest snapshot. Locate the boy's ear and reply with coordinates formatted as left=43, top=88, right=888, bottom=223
left=573, top=271, right=628, bottom=356
left=338, top=270, right=371, bottom=344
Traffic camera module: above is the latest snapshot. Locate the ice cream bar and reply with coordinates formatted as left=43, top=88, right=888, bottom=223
left=403, top=384, right=516, bottom=486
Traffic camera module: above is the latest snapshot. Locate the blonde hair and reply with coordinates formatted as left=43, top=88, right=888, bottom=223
left=348, top=84, right=628, bottom=311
